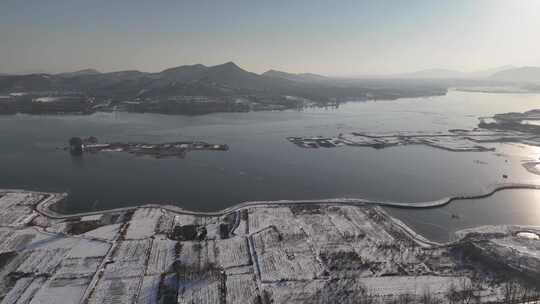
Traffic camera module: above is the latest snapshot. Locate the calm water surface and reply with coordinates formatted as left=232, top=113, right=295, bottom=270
left=386, top=189, right=540, bottom=242
left=1, top=90, right=540, bottom=240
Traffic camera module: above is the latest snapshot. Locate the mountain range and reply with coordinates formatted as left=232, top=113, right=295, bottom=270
left=0, top=62, right=444, bottom=101
left=261, top=70, right=328, bottom=83
left=489, top=66, right=540, bottom=83
left=56, top=69, right=101, bottom=78
left=1, top=62, right=539, bottom=101
left=358, top=66, right=517, bottom=79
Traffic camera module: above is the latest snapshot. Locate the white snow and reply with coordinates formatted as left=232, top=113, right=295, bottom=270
left=16, top=248, right=69, bottom=274
left=103, top=240, right=150, bottom=279
left=146, top=237, right=176, bottom=275
left=178, top=280, right=220, bottom=304
left=83, top=223, right=122, bottom=240
left=124, top=208, right=162, bottom=239
left=216, top=237, right=251, bottom=269
left=226, top=274, right=258, bottom=304
left=1, top=277, right=34, bottom=304
left=88, top=277, right=142, bottom=304
left=81, top=214, right=102, bottom=222
left=9, top=277, right=47, bottom=304
left=29, top=276, right=91, bottom=304
left=67, top=239, right=111, bottom=258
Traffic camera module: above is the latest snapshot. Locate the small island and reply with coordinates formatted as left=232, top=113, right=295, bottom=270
left=67, top=136, right=228, bottom=158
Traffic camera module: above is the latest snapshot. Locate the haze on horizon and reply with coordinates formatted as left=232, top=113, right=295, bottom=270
left=1, top=0, right=539, bottom=76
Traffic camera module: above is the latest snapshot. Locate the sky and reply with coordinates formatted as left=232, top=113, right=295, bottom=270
left=1, top=0, right=540, bottom=76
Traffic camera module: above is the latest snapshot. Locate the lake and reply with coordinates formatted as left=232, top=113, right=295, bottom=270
left=1, top=90, right=540, bottom=241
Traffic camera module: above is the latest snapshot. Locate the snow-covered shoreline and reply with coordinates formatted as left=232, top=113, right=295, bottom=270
left=24, top=181, right=540, bottom=221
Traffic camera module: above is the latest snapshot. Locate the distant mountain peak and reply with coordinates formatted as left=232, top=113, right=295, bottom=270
left=78, top=68, right=101, bottom=74
left=160, top=63, right=207, bottom=73
left=262, top=69, right=327, bottom=82
left=57, top=68, right=101, bottom=77
left=162, top=63, right=207, bottom=71
left=211, top=61, right=244, bottom=71
left=490, top=66, right=540, bottom=83
left=222, top=61, right=239, bottom=67
left=394, top=68, right=465, bottom=79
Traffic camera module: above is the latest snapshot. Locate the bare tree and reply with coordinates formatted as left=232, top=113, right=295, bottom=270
left=516, top=283, right=540, bottom=304
left=445, top=279, right=479, bottom=304
left=446, top=282, right=459, bottom=304
left=398, top=294, right=414, bottom=304
left=503, top=280, right=520, bottom=303
left=459, top=279, right=477, bottom=304
left=356, top=288, right=377, bottom=304
left=421, top=287, right=442, bottom=304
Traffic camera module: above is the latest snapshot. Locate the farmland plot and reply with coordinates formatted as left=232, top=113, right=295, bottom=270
left=125, top=208, right=162, bottom=239
left=136, top=275, right=160, bottom=304
left=0, top=229, right=35, bottom=254
left=0, top=193, right=41, bottom=208
left=177, top=280, right=221, bottom=304
left=29, top=276, right=92, bottom=304
left=83, top=223, right=122, bottom=241
left=252, top=228, right=323, bottom=282
left=88, top=277, right=141, bottom=304
left=248, top=207, right=304, bottom=239
left=176, top=240, right=217, bottom=271
left=103, top=240, right=150, bottom=279
left=216, top=237, right=251, bottom=269
left=1, top=277, right=34, bottom=304
left=225, top=274, right=259, bottom=304
left=16, top=248, right=69, bottom=275
left=295, top=212, right=344, bottom=245
left=0, top=207, right=36, bottom=227
left=67, top=239, right=110, bottom=258
left=146, top=238, right=176, bottom=275
left=155, top=212, right=174, bottom=235
left=2, top=277, right=47, bottom=304
left=173, top=214, right=198, bottom=227
left=56, top=257, right=102, bottom=276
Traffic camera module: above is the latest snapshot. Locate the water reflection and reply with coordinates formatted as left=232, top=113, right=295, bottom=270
left=386, top=189, right=540, bottom=243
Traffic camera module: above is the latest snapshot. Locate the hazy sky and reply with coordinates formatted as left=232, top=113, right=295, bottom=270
left=1, top=0, right=539, bottom=76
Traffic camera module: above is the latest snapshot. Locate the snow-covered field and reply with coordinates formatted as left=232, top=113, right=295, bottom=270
left=0, top=189, right=539, bottom=303
left=289, top=129, right=540, bottom=153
